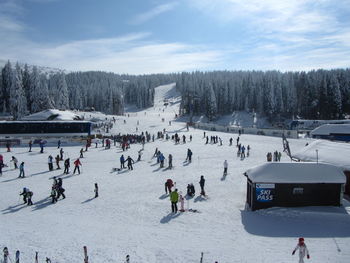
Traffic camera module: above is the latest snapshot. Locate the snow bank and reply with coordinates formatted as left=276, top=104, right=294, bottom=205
left=293, top=140, right=350, bottom=171
left=245, top=162, right=346, bottom=184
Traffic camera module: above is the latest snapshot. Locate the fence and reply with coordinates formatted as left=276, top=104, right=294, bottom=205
left=193, top=123, right=298, bottom=139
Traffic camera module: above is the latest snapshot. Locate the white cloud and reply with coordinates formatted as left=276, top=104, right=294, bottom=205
left=130, top=2, right=178, bottom=25
left=1, top=31, right=223, bottom=74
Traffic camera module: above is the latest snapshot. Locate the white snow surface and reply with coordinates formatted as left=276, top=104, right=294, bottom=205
left=311, top=124, right=350, bottom=136
left=1, top=83, right=350, bottom=262
left=293, top=140, right=350, bottom=171
left=245, top=162, right=346, bottom=184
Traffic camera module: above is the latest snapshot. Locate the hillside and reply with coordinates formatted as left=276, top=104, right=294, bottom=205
left=0, top=84, right=349, bottom=262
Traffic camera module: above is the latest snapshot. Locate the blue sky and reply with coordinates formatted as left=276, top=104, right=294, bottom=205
left=1, top=0, right=350, bottom=74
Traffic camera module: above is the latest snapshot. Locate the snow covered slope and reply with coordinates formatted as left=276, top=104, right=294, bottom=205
left=0, top=83, right=349, bottom=262
left=293, top=140, right=350, bottom=171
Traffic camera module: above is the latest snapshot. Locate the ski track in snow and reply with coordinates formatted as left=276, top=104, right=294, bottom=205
left=1, top=83, right=350, bottom=262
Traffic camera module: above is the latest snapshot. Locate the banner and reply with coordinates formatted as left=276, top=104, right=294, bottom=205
left=256, top=184, right=275, bottom=202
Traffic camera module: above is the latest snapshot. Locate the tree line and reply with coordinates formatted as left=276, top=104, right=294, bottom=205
left=1, top=60, right=349, bottom=121
left=175, top=70, right=350, bottom=121
left=0, top=61, right=173, bottom=119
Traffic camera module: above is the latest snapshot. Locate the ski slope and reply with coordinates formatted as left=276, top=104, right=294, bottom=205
left=1, top=83, right=350, bottom=262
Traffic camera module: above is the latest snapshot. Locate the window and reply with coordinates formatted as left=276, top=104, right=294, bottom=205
left=293, top=188, right=304, bottom=195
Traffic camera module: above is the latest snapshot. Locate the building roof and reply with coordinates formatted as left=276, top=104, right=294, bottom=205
left=311, top=124, right=350, bottom=136
left=20, top=109, right=81, bottom=121
left=293, top=140, right=350, bottom=171
left=245, top=162, right=346, bottom=184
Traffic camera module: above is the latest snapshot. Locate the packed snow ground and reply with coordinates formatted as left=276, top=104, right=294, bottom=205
left=1, top=84, right=350, bottom=262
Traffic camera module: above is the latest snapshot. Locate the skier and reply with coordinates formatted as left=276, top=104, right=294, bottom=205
left=94, top=183, right=98, bottom=198
left=20, top=187, right=28, bottom=203
left=247, top=145, right=250, bottom=157
left=168, top=154, right=173, bottom=169
left=55, top=155, right=60, bottom=169
left=80, top=148, right=84, bottom=158
left=73, top=158, right=82, bottom=174
left=190, top=135, right=192, bottom=142
left=292, top=237, right=310, bottom=263
left=126, top=156, right=134, bottom=170
left=64, top=158, right=70, bottom=174
left=6, top=141, right=10, bottom=152
left=26, top=190, right=33, bottom=205
left=199, top=175, right=205, bottom=196
left=206, top=136, right=209, bottom=144
left=187, top=183, right=195, bottom=197
left=170, top=188, right=179, bottom=213
left=15, top=250, right=20, bottom=263
left=159, top=152, right=165, bottom=168
left=56, top=178, right=65, bottom=199
left=165, top=178, right=174, bottom=194
left=57, top=140, right=61, bottom=149
left=223, top=160, right=228, bottom=175
left=3, top=247, right=9, bottom=263
left=50, top=186, right=57, bottom=203
left=120, top=154, right=125, bottom=169
left=137, top=150, right=142, bottom=162
left=28, top=140, right=32, bottom=152
left=18, top=162, right=25, bottom=178
left=48, top=155, right=53, bottom=171
left=186, top=148, right=193, bottom=162
left=10, top=156, right=18, bottom=169
left=39, top=140, right=44, bottom=153
left=60, top=148, right=64, bottom=160
left=229, top=138, right=233, bottom=146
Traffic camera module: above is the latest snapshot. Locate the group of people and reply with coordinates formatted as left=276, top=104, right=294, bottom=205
left=165, top=175, right=207, bottom=213
left=50, top=177, right=65, bottom=203
left=266, top=151, right=282, bottom=162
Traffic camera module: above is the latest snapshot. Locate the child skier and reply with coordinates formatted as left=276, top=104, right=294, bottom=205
left=179, top=193, right=185, bottom=212
left=292, top=237, right=310, bottom=263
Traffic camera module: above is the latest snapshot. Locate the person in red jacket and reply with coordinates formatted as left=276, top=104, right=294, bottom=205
left=165, top=179, right=174, bottom=194
left=73, top=158, right=82, bottom=174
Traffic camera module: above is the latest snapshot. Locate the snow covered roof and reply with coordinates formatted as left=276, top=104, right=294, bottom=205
left=311, top=124, right=350, bottom=136
left=293, top=140, right=350, bottom=171
left=21, top=109, right=81, bottom=121
left=245, top=162, right=346, bottom=184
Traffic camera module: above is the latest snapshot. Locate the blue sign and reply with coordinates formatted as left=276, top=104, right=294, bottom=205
left=256, top=184, right=275, bottom=202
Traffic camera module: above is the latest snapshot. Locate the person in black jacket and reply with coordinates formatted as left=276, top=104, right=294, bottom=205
left=64, top=158, right=70, bottom=174
left=126, top=156, right=134, bottom=170
left=199, top=175, right=205, bottom=196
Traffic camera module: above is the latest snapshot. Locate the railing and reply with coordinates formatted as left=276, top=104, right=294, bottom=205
left=193, top=123, right=298, bottom=139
